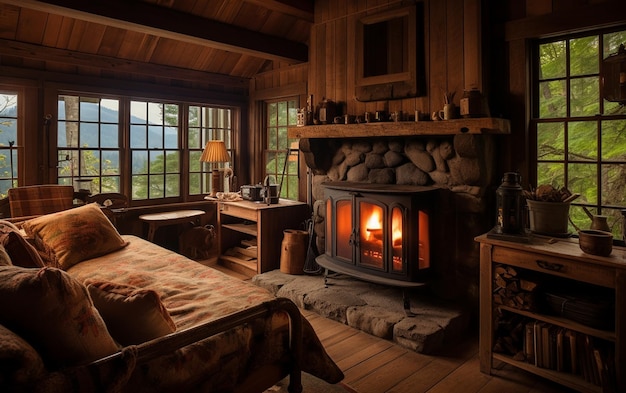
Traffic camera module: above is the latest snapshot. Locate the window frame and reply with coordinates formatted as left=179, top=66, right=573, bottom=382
left=187, top=105, right=236, bottom=196
left=57, top=94, right=124, bottom=196
left=0, top=90, right=19, bottom=198
left=530, top=27, right=626, bottom=239
left=128, top=99, right=182, bottom=201
left=263, top=97, right=301, bottom=201
left=54, top=90, right=239, bottom=206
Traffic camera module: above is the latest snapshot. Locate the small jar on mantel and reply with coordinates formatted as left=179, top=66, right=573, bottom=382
left=460, top=89, right=486, bottom=118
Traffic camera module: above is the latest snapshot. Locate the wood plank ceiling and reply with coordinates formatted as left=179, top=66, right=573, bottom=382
left=0, top=0, right=313, bottom=85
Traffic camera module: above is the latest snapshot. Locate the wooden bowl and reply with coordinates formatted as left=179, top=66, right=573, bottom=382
left=578, top=229, right=613, bottom=257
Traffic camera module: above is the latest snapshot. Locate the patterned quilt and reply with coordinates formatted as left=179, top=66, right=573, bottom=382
left=66, top=235, right=343, bottom=392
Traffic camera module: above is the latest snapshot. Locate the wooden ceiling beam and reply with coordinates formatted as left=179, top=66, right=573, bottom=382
left=504, top=0, right=626, bottom=40
left=244, top=0, right=314, bottom=22
left=5, top=0, right=309, bottom=63
left=0, top=38, right=249, bottom=88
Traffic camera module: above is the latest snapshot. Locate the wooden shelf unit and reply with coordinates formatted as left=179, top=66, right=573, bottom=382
left=217, top=199, right=309, bottom=277
left=476, top=234, right=626, bottom=393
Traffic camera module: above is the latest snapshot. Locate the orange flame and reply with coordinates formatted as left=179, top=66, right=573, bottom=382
left=391, top=207, right=403, bottom=247
left=392, top=229, right=402, bottom=246
left=366, top=210, right=381, bottom=229
left=364, top=210, right=381, bottom=241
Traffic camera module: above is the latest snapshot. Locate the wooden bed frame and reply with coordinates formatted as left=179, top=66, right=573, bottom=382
left=79, top=298, right=304, bottom=393
left=2, top=210, right=342, bottom=392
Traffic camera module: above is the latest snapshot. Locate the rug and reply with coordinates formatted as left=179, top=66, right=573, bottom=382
left=264, top=373, right=358, bottom=393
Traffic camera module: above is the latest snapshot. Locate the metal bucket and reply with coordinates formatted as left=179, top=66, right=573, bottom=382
left=527, top=200, right=570, bottom=236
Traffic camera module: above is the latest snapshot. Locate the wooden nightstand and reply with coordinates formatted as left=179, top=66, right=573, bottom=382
left=217, top=199, right=309, bottom=278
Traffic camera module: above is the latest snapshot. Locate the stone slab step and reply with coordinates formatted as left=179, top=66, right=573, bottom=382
left=251, top=270, right=470, bottom=354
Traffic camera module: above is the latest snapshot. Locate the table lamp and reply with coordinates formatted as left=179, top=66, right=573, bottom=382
left=200, top=140, right=230, bottom=196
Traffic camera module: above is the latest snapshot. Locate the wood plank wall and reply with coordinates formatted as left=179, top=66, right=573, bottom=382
left=251, top=0, right=483, bottom=123
left=244, top=0, right=626, bottom=191
left=247, top=0, right=484, bottom=199
left=308, top=0, right=483, bottom=119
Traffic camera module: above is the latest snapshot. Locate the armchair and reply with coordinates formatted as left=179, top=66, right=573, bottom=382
left=7, top=185, right=75, bottom=218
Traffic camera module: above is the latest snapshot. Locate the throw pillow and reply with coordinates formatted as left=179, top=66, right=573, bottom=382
left=22, top=203, right=128, bottom=270
left=1, top=231, right=45, bottom=268
left=0, top=266, right=119, bottom=368
left=86, top=281, right=177, bottom=346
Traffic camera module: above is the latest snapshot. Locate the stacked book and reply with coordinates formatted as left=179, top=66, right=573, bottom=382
left=523, top=321, right=616, bottom=390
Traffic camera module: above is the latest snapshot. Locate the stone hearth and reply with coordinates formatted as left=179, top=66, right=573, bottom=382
left=252, top=270, right=470, bottom=354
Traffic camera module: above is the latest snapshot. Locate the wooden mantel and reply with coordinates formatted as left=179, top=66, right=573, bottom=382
left=288, top=117, right=510, bottom=139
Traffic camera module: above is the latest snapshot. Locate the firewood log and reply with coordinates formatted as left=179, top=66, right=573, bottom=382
left=493, top=263, right=540, bottom=311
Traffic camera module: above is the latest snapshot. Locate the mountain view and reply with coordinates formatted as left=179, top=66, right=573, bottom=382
left=0, top=102, right=178, bottom=195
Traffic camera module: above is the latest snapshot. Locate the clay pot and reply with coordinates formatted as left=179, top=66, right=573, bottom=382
left=578, top=229, right=613, bottom=257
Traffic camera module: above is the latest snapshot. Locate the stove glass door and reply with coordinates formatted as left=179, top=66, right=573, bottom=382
left=335, top=199, right=353, bottom=261
left=391, top=206, right=404, bottom=272
left=358, top=200, right=384, bottom=270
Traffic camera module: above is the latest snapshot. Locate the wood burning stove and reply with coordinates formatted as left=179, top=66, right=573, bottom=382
left=316, top=182, right=437, bottom=287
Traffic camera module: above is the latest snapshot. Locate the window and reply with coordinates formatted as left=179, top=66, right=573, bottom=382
left=57, top=94, right=236, bottom=203
left=532, top=28, right=626, bottom=239
left=188, top=106, right=233, bottom=195
left=265, top=99, right=299, bottom=200
left=58, top=95, right=121, bottom=194
left=130, top=100, right=180, bottom=200
left=0, top=92, right=18, bottom=197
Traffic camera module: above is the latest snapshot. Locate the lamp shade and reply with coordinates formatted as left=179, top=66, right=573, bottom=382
left=200, top=140, right=230, bottom=163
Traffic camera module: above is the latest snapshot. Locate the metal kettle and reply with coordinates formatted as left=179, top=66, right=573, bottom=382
left=261, top=175, right=279, bottom=205
left=582, top=206, right=611, bottom=232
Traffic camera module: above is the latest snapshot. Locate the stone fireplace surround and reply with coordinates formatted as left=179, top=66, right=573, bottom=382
left=293, top=119, right=508, bottom=307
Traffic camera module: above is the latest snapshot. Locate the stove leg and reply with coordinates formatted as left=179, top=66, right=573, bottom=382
left=403, top=290, right=416, bottom=317
left=324, top=268, right=330, bottom=288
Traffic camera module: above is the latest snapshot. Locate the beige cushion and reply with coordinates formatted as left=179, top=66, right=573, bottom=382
left=1, top=231, right=45, bottom=268
left=0, top=266, right=119, bottom=368
left=22, top=203, right=128, bottom=270
left=86, top=281, right=176, bottom=346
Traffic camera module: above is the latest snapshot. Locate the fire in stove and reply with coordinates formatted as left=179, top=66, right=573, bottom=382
left=317, top=182, right=437, bottom=285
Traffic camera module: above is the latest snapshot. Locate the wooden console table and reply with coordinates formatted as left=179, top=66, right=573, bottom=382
left=139, top=209, right=205, bottom=242
left=476, top=234, right=626, bottom=393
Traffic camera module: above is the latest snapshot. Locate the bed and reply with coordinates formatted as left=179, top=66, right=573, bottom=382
left=0, top=203, right=343, bottom=392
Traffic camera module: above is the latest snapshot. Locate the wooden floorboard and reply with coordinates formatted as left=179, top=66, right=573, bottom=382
left=302, top=308, right=578, bottom=393
left=217, top=270, right=578, bottom=393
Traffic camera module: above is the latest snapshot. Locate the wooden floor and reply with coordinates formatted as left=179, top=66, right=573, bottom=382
left=211, top=264, right=577, bottom=393
left=302, top=308, right=579, bottom=393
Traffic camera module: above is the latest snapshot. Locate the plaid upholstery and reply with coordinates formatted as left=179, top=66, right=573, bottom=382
left=8, top=185, right=74, bottom=218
